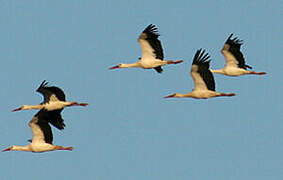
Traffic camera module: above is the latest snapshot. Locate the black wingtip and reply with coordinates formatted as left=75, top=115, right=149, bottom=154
left=37, top=80, right=49, bottom=91
left=147, top=24, right=156, bottom=30
left=225, top=33, right=233, bottom=44
left=225, top=33, right=243, bottom=46
left=192, top=49, right=202, bottom=64
left=40, top=80, right=48, bottom=87
left=143, top=24, right=160, bottom=36
left=192, top=49, right=210, bottom=65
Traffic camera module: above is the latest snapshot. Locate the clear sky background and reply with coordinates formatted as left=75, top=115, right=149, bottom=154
left=0, top=0, right=282, bottom=179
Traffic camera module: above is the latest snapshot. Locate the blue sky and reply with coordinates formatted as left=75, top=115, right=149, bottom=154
left=0, top=0, right=282, bottom=179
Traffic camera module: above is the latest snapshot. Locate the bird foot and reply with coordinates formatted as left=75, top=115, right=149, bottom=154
left=173, top=60, right=184, bottom=64
left=78, top=103, right=88, bottom=107
left=70, top=102, right=88, bottom=107
left=167, top=60, right=183, bottom=64
left=55, top=146, right=73, bottom=151
left=249, top=71, right=266, bottom=75
left=220, top=93, right=235, bottom=97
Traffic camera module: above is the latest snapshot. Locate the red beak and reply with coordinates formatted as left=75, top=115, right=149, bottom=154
left=2, top=147, right=12, bottom=152
left=109, top=65, right=120, bottom=70
left=12, top=107, right=22, bottom=112
left=164, top=94, right=176, bottom=98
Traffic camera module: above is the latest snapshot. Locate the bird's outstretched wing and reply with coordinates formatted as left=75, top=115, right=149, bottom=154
left=191, top=49, right=215, bottom=91
left=29, top=110, right=53, bottom=144
left=45, top=109, right=65, bottom=130
left=222, top=34, right=252, bottom=69
left=138, top=24, right=164, bottom=60
left=36, top=80, right=66, bottom=103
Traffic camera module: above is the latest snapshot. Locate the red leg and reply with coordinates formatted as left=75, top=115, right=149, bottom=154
left=78, top=103, right=88, bottom=107
left=249, top=71, right=266, bottom=75
left=219, top=93, right=235, bottom=97
left=70, top=102, right=88, bottom=107
left=55, top=146, right=73, bottom=151
left=167, top=60, right=183, bottom=64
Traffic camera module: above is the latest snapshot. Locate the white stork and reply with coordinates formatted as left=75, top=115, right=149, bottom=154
left=3, top=110, right=73, bottom=153
left=210, top=34, right=266, bottom=76
left=164, top=49, right=235, bottom=99
left=109, top=24, right=183, bottom=73
left=13, top=80, right=87, bottom=110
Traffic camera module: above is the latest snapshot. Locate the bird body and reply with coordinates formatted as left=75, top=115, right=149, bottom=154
left=164, top=49, right=235, bottom=99
left=116, top=59, right=175, bottom=69
left=211, top=66, right=251, bottom=76
left=42, top=101, right=76, bottom=111
left=210, top=34, right=266, bottom=76
left=3, top=110, right=73, bottom=153
left=15, top=101, right=83, bottom=111
left=109, top=24, right=183, bottom=73
left=168, top=90, right=234, bottom=99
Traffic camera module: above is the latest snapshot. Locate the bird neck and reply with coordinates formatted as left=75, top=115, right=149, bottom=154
left=120, top=62, right=140, bottom=68
left=11, top=145, right=31, bottom=151
left=22, top=104, right=44, bottom=110
left=210, top=69, right=225, bottom=74
left=181, top=93, right=194, bottom=98
left=175, top=93, right=193, bottom=98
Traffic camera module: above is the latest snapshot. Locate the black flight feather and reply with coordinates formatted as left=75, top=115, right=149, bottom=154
left=37, top=80, right=66, bottom=102
left=142, top=24, right=164, bottom=60
left=225, top=34, right=252, bottom=69
left=192, top=49, right=215, bottom=91
left=32, top=110, right=54, bottom=144
left=43, top=109, right=65, bottom=130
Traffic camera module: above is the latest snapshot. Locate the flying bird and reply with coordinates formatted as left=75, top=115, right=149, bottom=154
left=12, top=80, right=88, bottom=129
left=210, top=34, right=266, bottom=76
left=13, top=80, right=88, bottom=111
left=164, top=49, right=235, bottom=99
left=109, top=24, right=183, bottom=73
left=3, top=110, right=73, bottom=153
